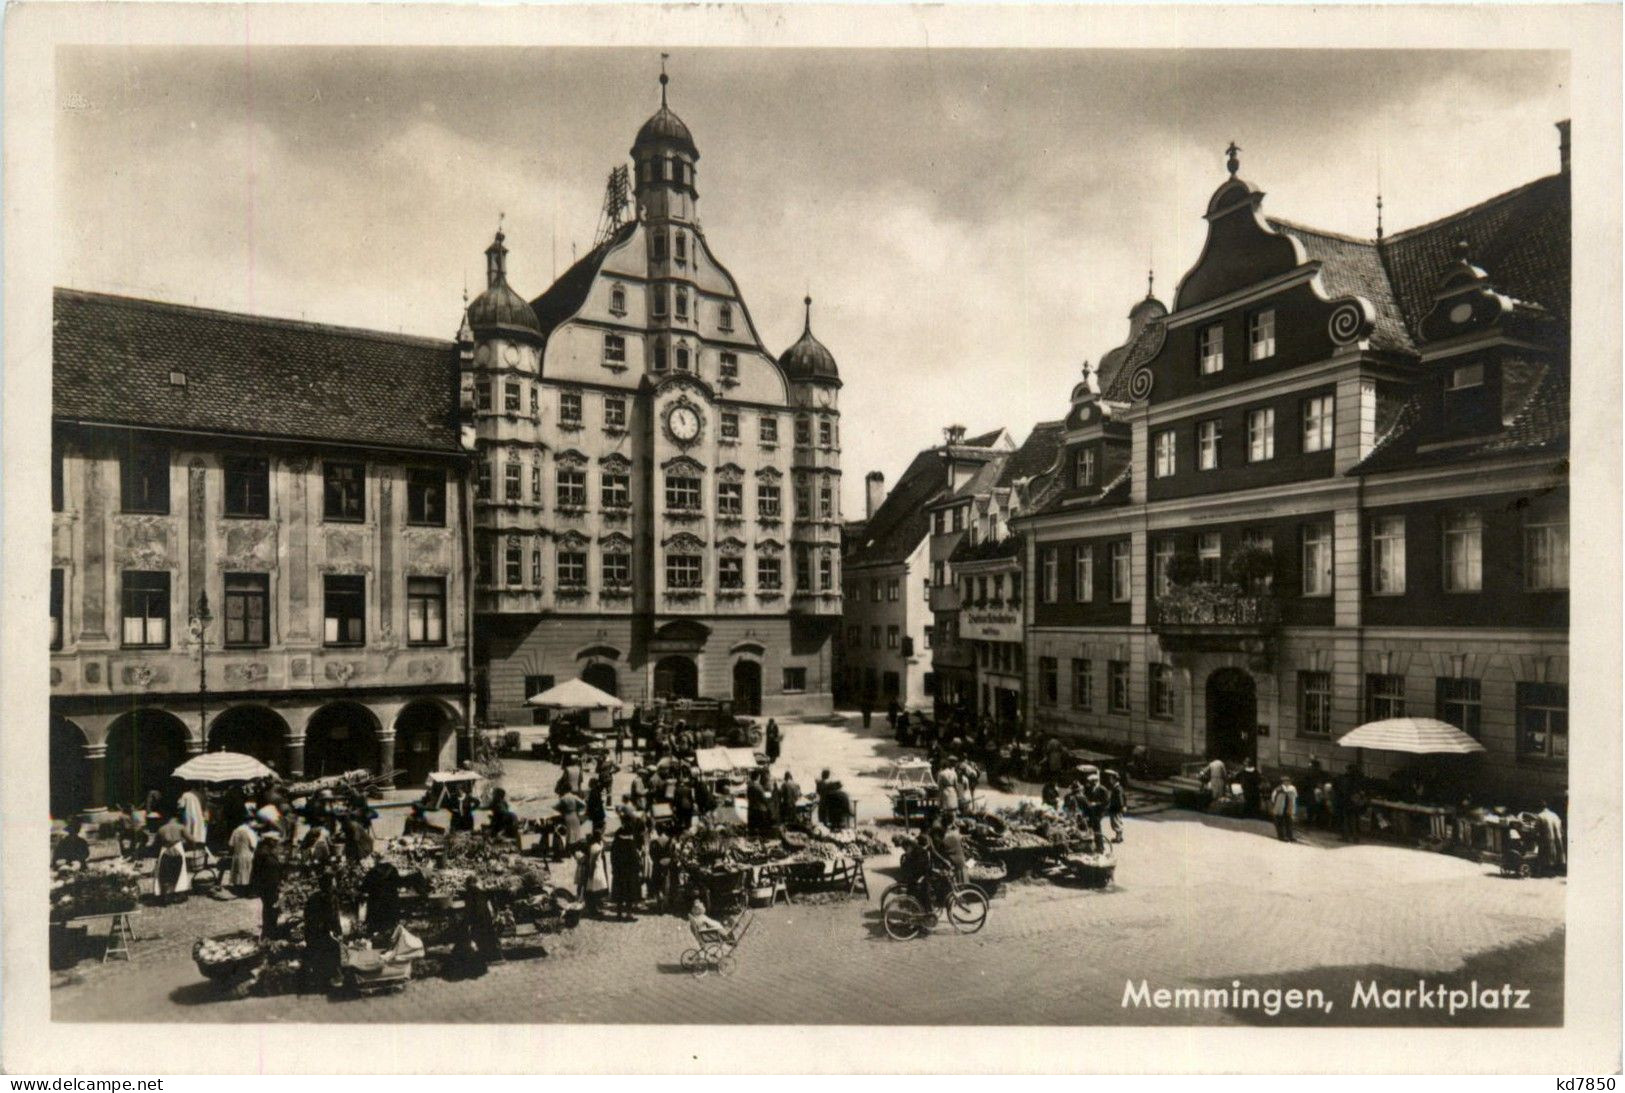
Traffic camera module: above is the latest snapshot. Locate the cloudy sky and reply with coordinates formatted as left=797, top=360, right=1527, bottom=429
left=57, top=47, right=1567, bottom=510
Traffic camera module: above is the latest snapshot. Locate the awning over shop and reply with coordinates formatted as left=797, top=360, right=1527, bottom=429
left=694, top=747, right=760, bottom=774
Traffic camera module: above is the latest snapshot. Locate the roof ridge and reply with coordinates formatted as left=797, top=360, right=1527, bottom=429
left=1381, top=173, right=1562, bottom=244
left=54, top=286, right=455, bottom=350
left=1267, top=217, right=1376, bottom=247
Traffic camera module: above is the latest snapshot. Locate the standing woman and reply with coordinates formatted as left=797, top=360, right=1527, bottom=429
left=178, top=782, right=208, bottom=849
left=251, top=829, right=285, bottom=938
left=555, top=788, right=586, bottom=853
left=585, top=777, right=608, bottom=838
left=575, top=834, right=610, bottom=918
left=764, top=719, right=782, bottom=764
left=228, top=814, right=259, bottom=893
left=609, top=807, right=645, bottom=920
left=153, top=814, right=191, bottom=904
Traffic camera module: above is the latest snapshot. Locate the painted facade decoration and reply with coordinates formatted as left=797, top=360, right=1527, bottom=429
left=467, top=73, right=841, bottom=725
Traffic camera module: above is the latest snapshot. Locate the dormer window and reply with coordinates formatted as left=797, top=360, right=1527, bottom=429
left=1249, top=309, right=1276, bottom=361
left=1200, top=323, right=1225, bottom=374
left=609, top=284, right=627, bottom=315
left=1074, top=447, right=1095, bottom=486
left=1449, top=363, right=1485, bottom=390
left=719, top=304, right=734, bottom=332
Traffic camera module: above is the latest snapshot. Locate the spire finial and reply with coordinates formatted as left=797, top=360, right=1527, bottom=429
left=1225, top=141, right=1241, bottom=177
left=659, top=52, right=669, bottom=108
left=1147, top=267, right=1155, bottom=299
left=1375, top=192, right=1384, bottom=241
left=803, top=294, right=813, bottom=333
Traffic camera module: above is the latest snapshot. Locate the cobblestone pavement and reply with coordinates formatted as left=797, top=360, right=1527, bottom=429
left=52, top=714, right=1565, bottom=1026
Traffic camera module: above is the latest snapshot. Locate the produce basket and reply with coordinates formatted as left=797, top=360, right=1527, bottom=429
left=982, top=842, right=1064, bottom=879
left=50, top=862, right=142, bottom=923
left=1058, top=852, right=1117, bottom=889
left=193, top=931, right=265, bottom=984
left=966, top=859, right=1008, bottom=894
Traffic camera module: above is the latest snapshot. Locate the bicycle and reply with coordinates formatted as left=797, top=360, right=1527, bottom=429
left=880, top=870, right=989, bottom=940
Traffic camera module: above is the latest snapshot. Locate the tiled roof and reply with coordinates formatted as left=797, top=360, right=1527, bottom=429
left=1381, top=173, right=1570, bottom=340
left=949, top=533, right=1022, bottom=565
left=844, top=449, right=948, bottom=568
left=1351, top=359, right=1569, bottom=474
left=1101, top=318, right=1165, bottom=401
left=53, top=289, right=461, bottom=452
left=942, top=457, right=1006, bottom=503
left=996, top=421, right=1064, bottom=488
left=1030, top=462, right=1131, bottom=517
left=530, top=221, right=637, bottom=339
left=1268, top=219, right=1413, bottom=352
left=962, top=428, right=1007, bottom=448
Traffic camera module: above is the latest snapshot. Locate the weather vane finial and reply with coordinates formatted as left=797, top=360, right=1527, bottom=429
left=496, top=210, right=505, bottom=240
left=1225, top=141, right=1241, bottom=177
left=1147, top=267, right=1155, bottom=299
left=660, top=52, right=670, bottom=107
left=1376, top=192, right=1384, bottom=241
left=803, top=294, right=813, bottom=332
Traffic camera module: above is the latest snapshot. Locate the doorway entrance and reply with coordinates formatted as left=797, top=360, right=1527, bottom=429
left=582, top=662, right=619, bottom=698
left=653, top=655, right=699, bottom=701
left=732, top=659, right=762, bottom=715
left=304, top=702, right=381, bottom=778
left=394, top=701, right=451, bottom=789
left=1205, top=668, right=1258, bottom=762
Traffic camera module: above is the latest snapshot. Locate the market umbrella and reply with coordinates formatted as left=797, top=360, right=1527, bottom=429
left=171, top=751, right=276, bottom=783
left=524, top=677, right=626, bottom=710
left=1336, top=718, right=1487, bottom=755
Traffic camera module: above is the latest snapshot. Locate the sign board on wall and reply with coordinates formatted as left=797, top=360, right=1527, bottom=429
left=960, top=608, right=1021, bottom=644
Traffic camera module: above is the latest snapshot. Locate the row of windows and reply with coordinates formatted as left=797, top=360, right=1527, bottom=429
left=51, top=569, right=446, bottom=651
left=1029, top=658, right=1567, bottom=759
left=1198, top=309, right=1276, bottom=375
left=846, top=623, right=904, bottom=650
left=961, top=573, right=1023, bottom=605
left=1152, top=395, right=1334, bottom=478
left=932, top=503, right=971, bottom=536
left=1301, top=673, right=1567, bottom=760
left=1041, top=541, right=1133, bottom=603
left=481, top=545, right=837, bottom=594
left=69, top=449, right=449, bottom=525
left=1368, top=511, right=1568, bottom=593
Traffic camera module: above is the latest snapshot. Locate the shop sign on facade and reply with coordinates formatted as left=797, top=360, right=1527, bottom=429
left=961, top=607, right=1021, bottom=643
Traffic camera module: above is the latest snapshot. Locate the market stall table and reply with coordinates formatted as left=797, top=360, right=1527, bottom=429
left=1366, top=798, right=1452, bottom=842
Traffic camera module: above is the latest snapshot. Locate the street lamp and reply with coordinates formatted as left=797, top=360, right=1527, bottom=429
left=188, top=591, right=214, bottom=751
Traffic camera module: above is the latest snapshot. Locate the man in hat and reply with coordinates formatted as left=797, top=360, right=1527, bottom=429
left=1082, top=773, right=1111, bottom=853
left=1103, top=770, right=1128, bottom=844
left=1238, top=757, right=1263, bottom=818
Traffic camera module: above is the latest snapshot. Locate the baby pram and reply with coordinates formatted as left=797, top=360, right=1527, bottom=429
left=341, top=925, right=426, bottom=994
left=1499, top=813, right=1547, bottom=878
left=680, top=911, right=753, bottom=978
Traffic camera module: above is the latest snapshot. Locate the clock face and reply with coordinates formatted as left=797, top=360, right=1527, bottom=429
left=502, top=344, right=521, bottom=365
left=667, top=404, right=703, bottom=443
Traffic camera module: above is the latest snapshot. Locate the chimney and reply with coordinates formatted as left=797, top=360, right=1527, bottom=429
left=1557, top=119, right=1570, bottom=174
left=865, top=471, right=885, bottom=519
left=943, top=424, right=967, bottom=446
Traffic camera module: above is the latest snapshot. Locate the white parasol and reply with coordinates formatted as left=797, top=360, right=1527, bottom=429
left=171, top=751, right=276, bottom=783
left=524, top=677, right=626, bottom=710
left=1336, top=718, right=1487, bottom=755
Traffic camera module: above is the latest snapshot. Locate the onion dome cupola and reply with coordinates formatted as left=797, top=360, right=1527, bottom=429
left=631, top=57, right=700, bottom=220
left=466, top=226, right=543, bottom=344
left=1128, top=268, right=1167, bottom=326
left=778, top=296, right=841, bottom=387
